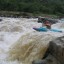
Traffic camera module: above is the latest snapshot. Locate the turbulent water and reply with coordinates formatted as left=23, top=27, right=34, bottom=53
left=0, top=17, right=64, bottom=64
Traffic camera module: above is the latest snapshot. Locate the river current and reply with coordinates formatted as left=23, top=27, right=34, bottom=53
left=0, top=17, right=64, bottom=64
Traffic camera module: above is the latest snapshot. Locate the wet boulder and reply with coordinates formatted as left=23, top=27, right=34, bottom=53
left=32, top=55, right=59, bottom=64
left=32, top=36, right=64, bottom=64
left=32, top=59, right=47, bottom=64
left=49, top=36, right=64, bottom=64
left=0, top=19, right=2, bottom=22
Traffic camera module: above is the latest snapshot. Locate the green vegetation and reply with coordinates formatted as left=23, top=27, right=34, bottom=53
left=0, top=0, right=64, bottom=15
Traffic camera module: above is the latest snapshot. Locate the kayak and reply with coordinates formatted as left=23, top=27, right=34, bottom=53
left=33, top=27, right=47, bottom=32
left=33, top=27, right=62, bottom=32
left=50, top=29, right=62, bottom=32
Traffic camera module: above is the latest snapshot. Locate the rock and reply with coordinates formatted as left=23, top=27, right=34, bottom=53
left=0, top=19, right=2, bottom=22
left=32, top=36, right=64, bottom=64
left=49, top=36, right=64, bottom=64
left=32, top=54, right=59, bottom=64
left=32, top=59, right=47, bottom=64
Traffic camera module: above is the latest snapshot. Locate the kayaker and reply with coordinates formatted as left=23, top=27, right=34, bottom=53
left=43, top=20, right=51, bottom=29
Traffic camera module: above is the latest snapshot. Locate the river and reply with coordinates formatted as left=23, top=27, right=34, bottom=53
left=0, top=17, right=64, bottom=64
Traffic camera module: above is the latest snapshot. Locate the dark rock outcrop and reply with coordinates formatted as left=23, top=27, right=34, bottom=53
left=32, top=54, right=60, bottom=64
left=32, top=36, right=64, bottom=64
left=49, top=36, right=64, bottom=64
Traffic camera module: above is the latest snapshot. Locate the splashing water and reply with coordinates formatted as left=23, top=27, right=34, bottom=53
left=8, top=32, right=55, bottom=64
left=0, top=17, right=64, bottom=64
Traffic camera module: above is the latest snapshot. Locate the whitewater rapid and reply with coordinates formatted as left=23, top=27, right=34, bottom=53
left=0, top=17, right=64, bottom=64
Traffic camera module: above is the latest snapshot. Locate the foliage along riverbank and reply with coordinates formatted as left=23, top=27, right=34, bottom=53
left=0, top=0, right=64, bottom=17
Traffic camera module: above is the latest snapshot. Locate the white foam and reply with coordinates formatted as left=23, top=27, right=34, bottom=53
left=0, top=17, right=64, bottom=64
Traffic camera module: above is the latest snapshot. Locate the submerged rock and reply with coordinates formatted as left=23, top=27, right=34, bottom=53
left=7, top=32, right=54, bottom=64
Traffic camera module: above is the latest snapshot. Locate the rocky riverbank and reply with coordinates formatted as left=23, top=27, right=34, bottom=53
left=0, top=11, right=58, bottom=18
